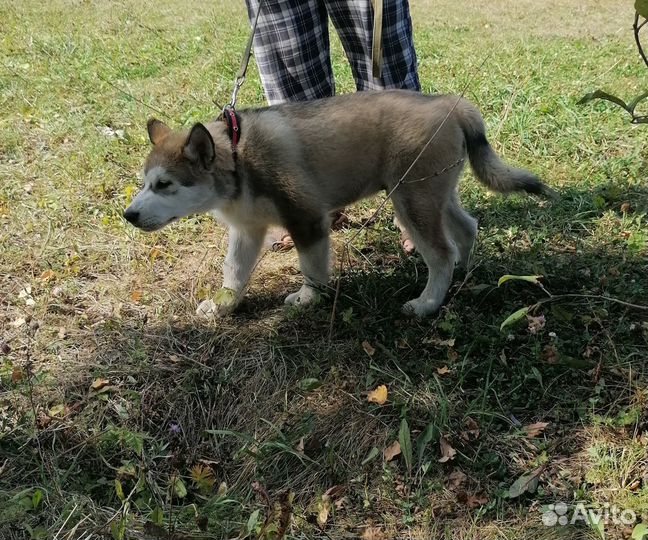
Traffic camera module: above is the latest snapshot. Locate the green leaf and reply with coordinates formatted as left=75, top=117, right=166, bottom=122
left=416, top=422, right=439, bottom=464
left=30, top=526, right=49, bottom=540
left=114, top=479, right=125, bottom=502
left=150, top=506, right=164, bottom=526
left=632, top=523, right=648, bottom=540
left=588, top=512, right=606, bottom=540
left=122, top=430, right=144, bottom=455
left=111, top=515, right=127, bottom=540
left=636, top=0, right=648, bottom=18
left=578, top=90, right=630, bottom=111
left=500, top=307, right=530, bottom=332
left=399, top=419, right=413, bottom=475
left=361, top=446, right=380, bottom=465
left=507, top=468, right=541, bottom=498
left=497, top=274, right=542, bottom=287
left=31, top=489, right=43, bottom=510
left=246, top=509, right=261, bottom=535
left=297, top=378, right=322, bottom=391
left=171, top=475, right=187, bottom=499
left=206, top=428, right=255, bottom=443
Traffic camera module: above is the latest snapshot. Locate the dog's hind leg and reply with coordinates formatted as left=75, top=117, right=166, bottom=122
left=444, top=192, right=477, bottom=270
left=284, top=216, right=330, bottom=307
left=392, top=193, right=457, bottom=318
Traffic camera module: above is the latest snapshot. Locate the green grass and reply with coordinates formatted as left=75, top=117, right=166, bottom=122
left=1, top=0, right=647, bottom=539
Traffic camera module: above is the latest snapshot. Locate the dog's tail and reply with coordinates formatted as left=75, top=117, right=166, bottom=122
left=456, top=100, right=558, bottom=199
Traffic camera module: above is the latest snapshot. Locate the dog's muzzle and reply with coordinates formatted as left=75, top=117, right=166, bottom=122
left=123, top=208, right=139, bottom=225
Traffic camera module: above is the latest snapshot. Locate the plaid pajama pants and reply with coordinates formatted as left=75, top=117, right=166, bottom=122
left=244, top=0, right=420, bottom=104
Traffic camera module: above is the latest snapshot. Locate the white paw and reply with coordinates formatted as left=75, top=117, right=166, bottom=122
left=401, top=297, right=441, bottom=318
left=196, top=288, right=238, bottom=318
left=196, top=299, right=218, bottom=318
left=284, top=285, right=320, bottom=307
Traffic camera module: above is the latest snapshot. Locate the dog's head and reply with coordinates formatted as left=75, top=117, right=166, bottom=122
left=123, top=118, right=236, bottom=231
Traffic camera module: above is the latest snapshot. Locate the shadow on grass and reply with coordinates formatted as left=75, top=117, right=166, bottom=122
left=2, top=182, right=647, bottom=539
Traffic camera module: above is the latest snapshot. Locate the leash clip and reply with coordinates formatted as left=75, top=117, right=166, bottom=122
left=229, top=75, right=246, bottom=110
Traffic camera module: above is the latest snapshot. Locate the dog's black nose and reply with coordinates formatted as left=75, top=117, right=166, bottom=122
left=123, top=209, right=139, bottom=224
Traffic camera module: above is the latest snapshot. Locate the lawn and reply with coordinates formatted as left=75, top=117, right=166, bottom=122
left=1, top=0, right=647, bottom=539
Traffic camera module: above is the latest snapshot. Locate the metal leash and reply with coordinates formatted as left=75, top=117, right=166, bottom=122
left=228, top=0, right=265, bottom=110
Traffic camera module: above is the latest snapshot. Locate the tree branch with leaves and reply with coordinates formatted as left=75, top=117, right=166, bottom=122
left=579, top=0, right=648, bottom=124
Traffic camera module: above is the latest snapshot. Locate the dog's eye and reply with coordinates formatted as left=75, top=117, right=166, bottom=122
left=156, top=180, right=172, bottom=190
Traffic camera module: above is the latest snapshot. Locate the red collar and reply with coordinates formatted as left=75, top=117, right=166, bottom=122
left=222, top=106, right=241, bottom=159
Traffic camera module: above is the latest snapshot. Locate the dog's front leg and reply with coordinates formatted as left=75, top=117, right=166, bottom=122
left=197, top=225, right=266, bottom=317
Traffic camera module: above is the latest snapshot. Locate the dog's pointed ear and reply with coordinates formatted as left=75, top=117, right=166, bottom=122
left=183, top=123, right=215, bottom=168
left=147, top=118, right=171, bottom=145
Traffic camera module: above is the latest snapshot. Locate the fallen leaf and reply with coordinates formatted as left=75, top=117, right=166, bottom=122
left=361, top=526, right=385, bottom=540
left=331, top=212, right=349, bottom=230
left=58, top=327, right=67, bottom=339
left=130, top=290, right=143, bottom=302
left=447, top=348, right=459, bottom=362
left=466, top=494, right=488, bottom=509
left=460, top=417, right=480, bottom=441
left=422, top=337, right=456, bottom=347
left=448, top=469, right=467, bottom=489
left=436, top=365, right=451, bottom=375
left=507, top=467, right=543, bottom=498
left=11, top=318, right=26, bottom=328
left=620, top=202, right=632, bottom=213
left=627, top=479, right=640, bottom=491
left=40, top=269, right=56, bottom=282
left=12, top=367, right=25, bottom=383
left=271, top=234, right=295, bottom=252
left=367, top=385, right=388, bottom=405
left=334, top=497, right=347, bottom=510
left=541, top=344, right=558, bottom=364
left=324, top=485, right=346, bottom=500
left=499, top=350, right=508, bottom=366
left=522, top=421, right=549, bottom=438
left=18, top=287, right=32, bottom=299
left=49, top=404, right=67, bottom=417
left=37, top=411, right=51, bottom=428
left=317, top=496, right=330, bottom=528
left=362, top=340, right=376, bottom=357
left=295, top=437, right=304, bottom=454
left=91, top=378, right=110, bottom=391
left=438, top=436, right=456, bottom=463
left=383, top=440, right=401, bottom=462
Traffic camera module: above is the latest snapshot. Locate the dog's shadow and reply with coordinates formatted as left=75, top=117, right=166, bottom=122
left=58, top=179, right=647, bottom=526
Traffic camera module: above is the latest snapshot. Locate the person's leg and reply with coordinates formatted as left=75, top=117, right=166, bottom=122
left=325, top=0, right=420, bottom=92
left=325, top=0, right=419, bottom=251
left=245, top=0, right=336, bottom=251
left=245, top=0, right=335, bottom=104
